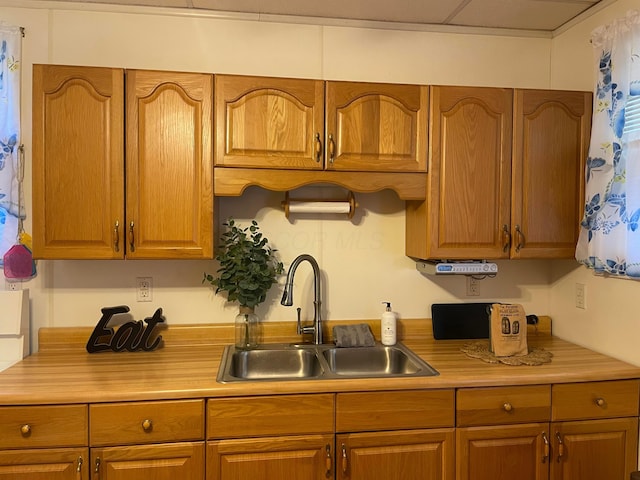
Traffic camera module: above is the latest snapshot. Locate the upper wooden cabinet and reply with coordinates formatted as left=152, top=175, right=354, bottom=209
left=33, top=65, right=125, bottom=259
left=214, top=75, right=428, bottom=173
left=125, top=69, right=213, bottom=259
left=215, top=75, right=324, bottom=170
left=511, top=89, right=591, bottom=259
left=406, top=86, right=591, bottom=260
left=32, top=65, right=213, bottom=259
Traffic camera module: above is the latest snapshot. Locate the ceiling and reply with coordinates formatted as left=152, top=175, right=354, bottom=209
left=38, top=0, right=607, bottom=33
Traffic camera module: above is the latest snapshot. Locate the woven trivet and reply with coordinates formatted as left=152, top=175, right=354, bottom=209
left=461, top=341, right=553, bottom=366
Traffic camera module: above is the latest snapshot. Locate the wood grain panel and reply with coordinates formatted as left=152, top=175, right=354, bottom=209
left=0, top=447, right=88, bottom=479
left=512, top=89, right=591, bottom=258
left=457, top=385, right=551, bottom=426
left=90, top=399, right=204, bottom=446
left=215, top=75, right=325, bottom=169
left=0, top=404, right=87, bottom=448
left=213, top=167, right=427, bottom=199
left=91, top=442, right=204, bottom=480
left=336, top=389, right=454, bottom=432
left=456, top=423, right=549, bottom=480
left=208, top=435, right=333, bottom=480
left=126, top=69, right=213, bottom=259
left=552, top=379, right=640, bottom=421
left=208, top=394, right=334, bottom=439
left=336, top=429, right=455, bottom=480
left=408, top=85, right=513, bottom=260
left=551, top=418, right=638, bottom=480
left=32, top=64, right=125, bottom=259
left=326, top=81, right=428, bottom=172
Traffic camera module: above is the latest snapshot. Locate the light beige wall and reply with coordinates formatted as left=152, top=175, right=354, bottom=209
left=549, top=0, right=640, bottom=365
left=2, top=1, right=557, bottom=351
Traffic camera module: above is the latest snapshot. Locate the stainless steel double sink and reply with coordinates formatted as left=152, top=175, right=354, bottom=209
left=217, top=342, right=439, bottom=383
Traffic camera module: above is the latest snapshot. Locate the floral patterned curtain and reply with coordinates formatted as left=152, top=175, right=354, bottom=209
left=575, top=10, right=640, bottom=278
left=0, top=23, right=21, bottom=267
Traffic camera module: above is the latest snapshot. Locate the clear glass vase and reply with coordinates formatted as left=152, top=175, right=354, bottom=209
left=235, top=306, right=259, bottom=350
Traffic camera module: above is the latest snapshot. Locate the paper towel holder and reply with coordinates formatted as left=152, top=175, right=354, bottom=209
left=282, top=191, right=357, bottom=219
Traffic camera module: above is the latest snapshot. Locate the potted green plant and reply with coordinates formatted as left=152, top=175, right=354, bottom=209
left=203, top=218, right=283, bottom=349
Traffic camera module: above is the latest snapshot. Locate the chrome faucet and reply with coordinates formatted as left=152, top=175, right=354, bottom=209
left=280, top=254, right=323, bottom=344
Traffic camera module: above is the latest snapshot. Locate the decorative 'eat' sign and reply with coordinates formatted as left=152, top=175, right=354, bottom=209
left=86, top=305, right=165, bottom=353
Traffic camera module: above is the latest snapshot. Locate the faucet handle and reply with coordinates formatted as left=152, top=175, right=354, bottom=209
left=296, top=307, right=302, bottom=335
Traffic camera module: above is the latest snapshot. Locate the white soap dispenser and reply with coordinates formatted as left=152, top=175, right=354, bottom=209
left=381, top=302, right=397, bottom=346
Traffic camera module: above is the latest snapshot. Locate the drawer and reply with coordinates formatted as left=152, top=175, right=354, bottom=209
left=90, top=399, right=204, bottom=446
left=336, top=390, right=454, bottom=433
left=208, top=394, right=334, bottom=439
left=457, top=385, right=551, bottom=427
left=0, top=404, right=88, bottom=449
left=552, top=379, right=640, bottom=421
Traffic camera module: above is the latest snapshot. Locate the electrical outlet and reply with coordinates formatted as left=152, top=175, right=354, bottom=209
left=5, top=279, right=21, bottom=291
left=575, top=282, right=586, bottom=309
left=136, top=277, right=153, bottom=302
left=466, top=276, right=480, bottom=296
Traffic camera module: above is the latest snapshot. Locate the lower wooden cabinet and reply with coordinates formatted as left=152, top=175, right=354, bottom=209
left=90, top=442, right=204, bottom=480
left=456, top=423, right=549, bottom=480
left=207, top=434, right=333, bottom=480
left=0, top=447, right=88, bottom=479
left=551, top=416, right=638, bottom=480
left=337, top=429, right=455, bottom=480
left=456, top=381, right=640, bottom=480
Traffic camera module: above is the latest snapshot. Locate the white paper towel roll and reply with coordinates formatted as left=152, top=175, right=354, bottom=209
left=287, top=201, right=352, bottom=214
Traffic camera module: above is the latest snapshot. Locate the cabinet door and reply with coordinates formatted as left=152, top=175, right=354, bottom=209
left=337, top=429, right=454, bottom=480
left=91, top=442, right=204, bottom=480
left=408, top=86, right=512, bottom=260
left=126, top=70, right=213, bottom=259
left=326, top=81, right=428, bottom=172
left=0, top=448, right=88, bottom=480
left=456, top=423, right=550, bottom=480
left=207, top=434, right=333, bottom=480
left=32, top=64, right=125, bottom=259
left=512, top=90, right=591, bottom=258
left=215, top=75, right=325, bottom=169
left=550, top=417, right=638, bottom=480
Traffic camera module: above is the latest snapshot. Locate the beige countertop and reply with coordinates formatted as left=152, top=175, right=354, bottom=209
left=1, top=319, right=639, bottom=405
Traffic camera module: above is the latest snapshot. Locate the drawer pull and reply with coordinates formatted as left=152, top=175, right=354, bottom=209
left=20, top=424, right=31, bottom=436
left=542, top=432, right=549, bottom=463
left=502, top=402, right=513, bottom=412
left=595, top=397, right=606, bottom=407
left=141, top=419, right=153, bottom=431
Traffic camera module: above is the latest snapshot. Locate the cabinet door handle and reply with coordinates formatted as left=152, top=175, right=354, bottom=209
left=502, top=224, right=511, bottom=252
left=315, top=133, right=323, bottom=163
left=128, top=221, right=135, bottom=252
left=325, top=443, right=332, bottom=478
left=76, top=456, right=83, bottom=480
left=515, top=224, right=525, bottom=252
left=341, top=443, right=348, bottom=474
left=113, top=221, right=120, bottom=253
left=328, top=134, right=336, bottom=165
left=94, top=457, right=101, bottom=474
left=542, top=432, right=549, bottom=463
left=555, top=432, right=564, bottom=462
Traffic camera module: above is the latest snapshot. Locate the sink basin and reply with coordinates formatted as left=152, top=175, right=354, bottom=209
left=322, top=345, right=436, bottom=377
left=220, top=346, right=324, bottom=381
left=217, top=342, right=438, bottom=383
